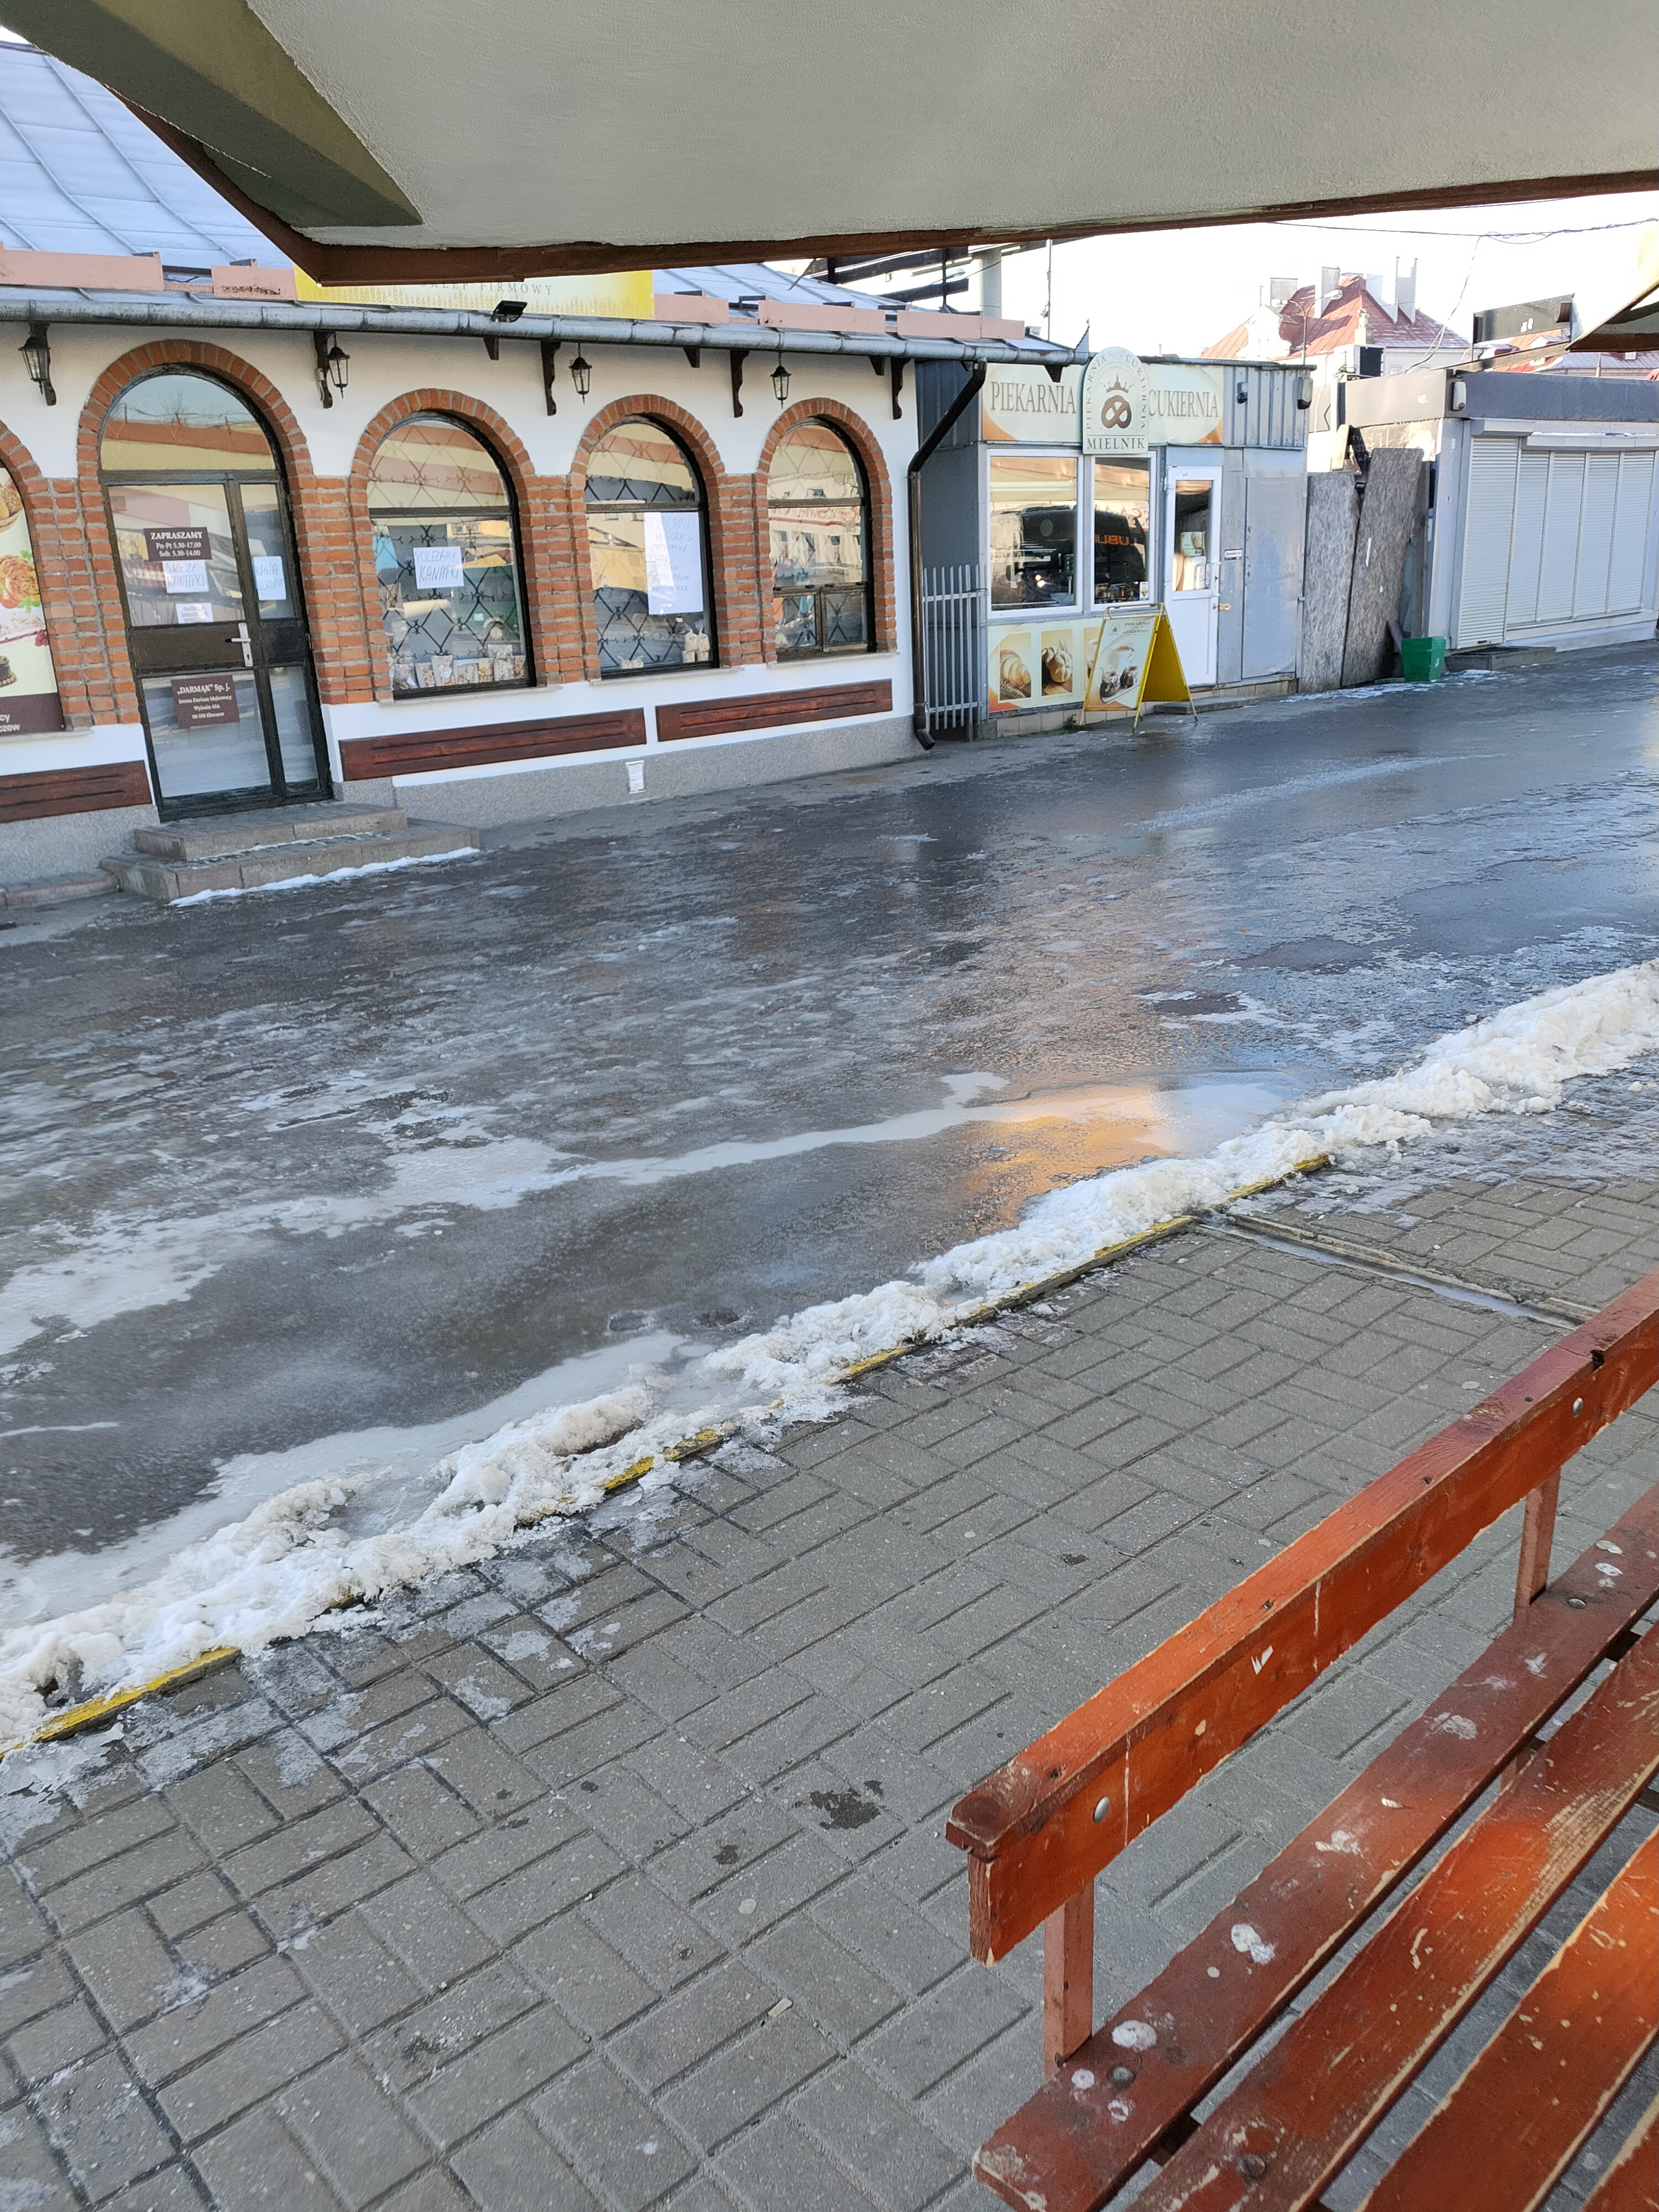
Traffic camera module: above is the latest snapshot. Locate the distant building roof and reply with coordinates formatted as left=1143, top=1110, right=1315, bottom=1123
left=1203, top=273, right=1464, bottom=362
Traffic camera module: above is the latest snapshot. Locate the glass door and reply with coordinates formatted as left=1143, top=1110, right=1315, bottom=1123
left=101, top=373, right=327, bottom=817
left=1165, top=469, right=1222, bottom=687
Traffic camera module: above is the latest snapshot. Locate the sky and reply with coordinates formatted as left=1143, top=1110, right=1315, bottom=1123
left=988, top=192, right=1659, bottom=353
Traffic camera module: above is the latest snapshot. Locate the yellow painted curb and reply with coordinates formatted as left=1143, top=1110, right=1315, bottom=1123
left=3, top=1154, right=1329, bottom=1762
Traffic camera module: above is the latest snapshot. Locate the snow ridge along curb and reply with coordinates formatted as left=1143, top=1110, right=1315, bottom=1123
left=2, top=1155, right=1329, bottom=1760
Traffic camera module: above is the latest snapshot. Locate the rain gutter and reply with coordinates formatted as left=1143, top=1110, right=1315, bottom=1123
left=0, top=290, right=1080, bottom=368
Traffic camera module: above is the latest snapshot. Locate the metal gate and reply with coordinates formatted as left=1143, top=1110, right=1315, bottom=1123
left=920, top=564, right=986, bottom=737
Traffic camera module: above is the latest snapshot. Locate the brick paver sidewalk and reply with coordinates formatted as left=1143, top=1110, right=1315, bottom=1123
left=4, top=1164, right=1657, bottom=2212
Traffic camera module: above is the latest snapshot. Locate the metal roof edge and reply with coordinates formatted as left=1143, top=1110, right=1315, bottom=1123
left=0, top=290, right=1077, bottom=366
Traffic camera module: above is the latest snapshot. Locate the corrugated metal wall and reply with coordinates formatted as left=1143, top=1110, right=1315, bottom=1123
left=1219, top=364, right=1309, bottom=450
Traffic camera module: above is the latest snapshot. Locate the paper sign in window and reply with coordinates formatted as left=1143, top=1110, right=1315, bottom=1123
left=643, top=511, right=703, bottom=614
left=175, top=602, right=215, bottom=623
left=252, top=555, right=286, bottom=601
left=145, top=526, right=210, bottom=564
left=413, top=544, right=465, bottom=591
left=162, top=558, right=211, bottom=596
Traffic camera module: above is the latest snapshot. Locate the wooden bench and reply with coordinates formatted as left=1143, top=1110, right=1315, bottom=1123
left=948, top=1269, right=1659, bottom=2212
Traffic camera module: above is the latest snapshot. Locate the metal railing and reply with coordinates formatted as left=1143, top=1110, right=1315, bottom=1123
left=920, top=564, right=987, bottom=737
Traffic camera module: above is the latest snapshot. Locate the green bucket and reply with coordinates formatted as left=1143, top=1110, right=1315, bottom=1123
left=1400, top=634, right=1447, bottom=682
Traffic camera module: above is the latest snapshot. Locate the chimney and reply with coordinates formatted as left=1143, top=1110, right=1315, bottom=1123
left=1319, top=265, right=1342, bottom=313
left=1365, top=270, right=1393, bottom=320
left=1268, top=274, right=1298, bottom=309
left=1395, top=258, right=1417, bottom=326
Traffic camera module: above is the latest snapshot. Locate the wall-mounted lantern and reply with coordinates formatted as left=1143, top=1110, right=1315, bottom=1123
left=20, top=322, right=54, bottom=405
left=569, top=352, right=592, bottom=400
left=314, top=331, right=349, bottom=406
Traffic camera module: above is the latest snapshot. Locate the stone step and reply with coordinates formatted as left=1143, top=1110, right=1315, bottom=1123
left=1, top=872, right=118, bottom=911
left=102, top=822, right=480, bottom=904
left=131, top=800, right=408, bottom=863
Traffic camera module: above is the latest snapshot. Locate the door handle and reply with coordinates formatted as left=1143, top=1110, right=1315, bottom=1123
left=229, top=622, right=253, bottom=669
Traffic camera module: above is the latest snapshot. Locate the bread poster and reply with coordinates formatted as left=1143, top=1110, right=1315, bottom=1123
left=0, top=467, right=64, bottom=737
left=990, top=630, right=1034, bottom=712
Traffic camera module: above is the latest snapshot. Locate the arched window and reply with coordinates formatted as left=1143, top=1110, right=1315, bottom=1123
left=767, top=422, right=872, bottom=658
left=584, top=420, right=714, bottom=677
left=368, top=415, right=529, bottom=695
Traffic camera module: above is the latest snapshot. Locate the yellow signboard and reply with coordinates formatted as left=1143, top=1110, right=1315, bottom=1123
left=1081, top=603, right=1194, bottom=724
left=981, top=365, right=1083, bottom=444
left=294, top=269, right=654, bottom=318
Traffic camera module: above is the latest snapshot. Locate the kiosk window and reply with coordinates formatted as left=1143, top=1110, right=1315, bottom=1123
left=1093, top=460, right=1151, bottom=603
left=989, top=455, right=1077, bottom=609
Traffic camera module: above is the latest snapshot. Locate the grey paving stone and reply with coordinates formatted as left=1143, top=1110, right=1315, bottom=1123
left=6, top=1996, right=108, bottom=2084
left=37, top=1831, right=210, bottom=1940
left=795, top=2061, right=963, bottom=2212
left=33, top=2048, right=177, bottom=2202
left=0, top=1948, right=75, bottom=2035
left=660, top=2005, right=834, bottom=2147
left=580, top=1876, right=724, bottom=1994
left=716, top=2110, right=883, bottom=2212
left=276, top=2053, right=428, bottom=2207
left=359, top=1765, right=482, bottom=1863
left=807, top=1874, right=962, bottom=1999
left=535, top=2059, right=697, bottom=2208
left=451, top=2108, right=603, bottom=2211
left=290, top=1909, right=424, bottom=2036
left=462, top=1829, right=629, bottom=1945
left=567, top=1764, right=692, bottom=1861
left=360, top=1872, right=498, bottom=1991
left=190, top=2099, right=343, bottom=2209
left=128, top=1955, right=307, bottom=2087
left=154, top=1999, right=341, bottom=2143
left=608, top=1961, right=775, bottom=2093
left=514, top=1911, right=656, bottom=2036
left=860, top=1965, right=1027, bottom=2099
left=92, top=2163, right=207, bottom=2212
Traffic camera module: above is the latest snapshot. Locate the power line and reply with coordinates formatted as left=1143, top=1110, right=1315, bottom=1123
left=1274, top=215, right=1657, bottom=241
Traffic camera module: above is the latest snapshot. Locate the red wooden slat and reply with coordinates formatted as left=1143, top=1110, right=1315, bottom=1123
left=1580, top=2093, right=1659, bottom=2212
left=1128, top=1625, right=1659, bottom=2212
left=655, top=678, right=892, bottom=742
left=971, top=1489, right=1659, bottom=2212
left=0, top=761, right=153, bottom=822
left=1357, top=1827, right=1658, bottom=2212
left=338, top=709, right=644, bottom=781
left=949, top=1270, right=1659, bottom=1963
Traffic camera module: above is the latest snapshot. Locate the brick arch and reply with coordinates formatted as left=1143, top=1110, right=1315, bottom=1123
left=348, top=389, right=577, bottom=695
left=72, top=341, right=383, bottom=719
left=569, top=396, right=757, bottom=679
left=0, top=416, right=121, bottom=732
left=752, top=397, right=898, bottom=659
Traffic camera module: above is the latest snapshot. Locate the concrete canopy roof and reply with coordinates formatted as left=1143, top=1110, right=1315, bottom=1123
left=8, top=0, right=1659, bottom=282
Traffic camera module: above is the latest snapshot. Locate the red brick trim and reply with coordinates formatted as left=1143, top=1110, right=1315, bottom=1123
left=74, top=342, right=352, bottom=721
left=0, top=420, right=124, bottom=729
left=340, top=707, right=645, bottom=782
left=0, top=758, right=152, bottom=822
left=567, top=397, right=759, bottom=682
left=751, top=399, right=898, bottom=661
left=347, top=390, right=578, bottom=702
left=656, top=677, right=893, bottom=743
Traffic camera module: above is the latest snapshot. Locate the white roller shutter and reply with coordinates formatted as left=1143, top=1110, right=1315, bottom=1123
left=1506, top=452, right=1548, bottom=628
left=1537, top=452, right=1584, bottom=620
left=1572, top=455, right=1619, bottom=618
left=1454, top=437, right=1518, bottom=645
left=1607, top=452, right=1655, bottom=613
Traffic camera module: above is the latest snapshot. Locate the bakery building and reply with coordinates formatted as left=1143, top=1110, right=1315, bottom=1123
left=912, top=347, right=1310, bottom=731
left=0, top=39, right=1067, bottom=889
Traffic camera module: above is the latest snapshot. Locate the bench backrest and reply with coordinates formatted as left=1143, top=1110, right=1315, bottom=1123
left=946, top=1268, right=1659, bottom=1964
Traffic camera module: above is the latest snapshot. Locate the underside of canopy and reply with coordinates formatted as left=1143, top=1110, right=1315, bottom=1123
left=9, top=0, right=1658, bottom=281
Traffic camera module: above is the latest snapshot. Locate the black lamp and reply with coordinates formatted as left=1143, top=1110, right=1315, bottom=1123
left=491, top=299, right=527, bottom=322
left=770, top=353, right=791, bottom=404
left=20, top=322, right=54, bottom=406
left=569, top=352, right=592, bottom=400
left=314, top=331, right=350, bottom=406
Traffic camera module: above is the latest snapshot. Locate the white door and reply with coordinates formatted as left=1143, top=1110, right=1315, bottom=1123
left=1165, top=467, right=1221, bottom=685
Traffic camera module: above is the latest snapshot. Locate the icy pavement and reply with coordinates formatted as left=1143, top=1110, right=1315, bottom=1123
left=3, top=645, right=1658, bottom=1623
left=1, top=1138, right=1653, bottom=2211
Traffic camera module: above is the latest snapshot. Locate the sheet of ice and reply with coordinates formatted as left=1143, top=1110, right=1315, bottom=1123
left=3, top=956, right=1656, bottom=1748
left=171, top=848, right=479, bottom=904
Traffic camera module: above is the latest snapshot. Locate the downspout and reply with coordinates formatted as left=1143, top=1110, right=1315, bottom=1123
left=908, top=360, right=988, bottom=749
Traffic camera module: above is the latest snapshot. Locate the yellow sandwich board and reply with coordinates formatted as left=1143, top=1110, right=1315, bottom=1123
left=1080, top=604, right=1195, bottom=727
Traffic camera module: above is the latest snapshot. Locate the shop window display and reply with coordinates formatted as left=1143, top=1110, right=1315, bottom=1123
left=767, top=422, right=871, bottom=657
left=1093, top=460, right=1151, bottom=603
left=989, top=453, right=1077, bottom=609
left=585, top=420, right=715, bottom=676
left=368, top=416, right=529, bottom=695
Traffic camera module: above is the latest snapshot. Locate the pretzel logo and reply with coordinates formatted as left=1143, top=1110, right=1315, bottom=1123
left=1098, top=379, right=1134, bottom=431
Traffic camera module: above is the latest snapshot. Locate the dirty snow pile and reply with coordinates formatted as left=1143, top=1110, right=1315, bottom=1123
left=4, top=956, right=1657, bottom=1747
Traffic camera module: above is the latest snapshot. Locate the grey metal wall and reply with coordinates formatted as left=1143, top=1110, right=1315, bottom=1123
left=1219, top=364, right=1310, bottom=450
